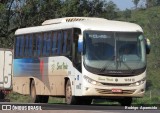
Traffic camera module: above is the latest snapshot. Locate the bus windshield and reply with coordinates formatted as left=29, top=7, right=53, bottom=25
left=83, top=31, right=146, bottom=74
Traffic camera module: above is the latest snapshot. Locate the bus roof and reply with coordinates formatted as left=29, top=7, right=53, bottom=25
left=15, top=17, right=143, bottom=35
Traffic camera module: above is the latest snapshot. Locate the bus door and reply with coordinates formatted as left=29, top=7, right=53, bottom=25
left=72, top=29, right=82, bottom=96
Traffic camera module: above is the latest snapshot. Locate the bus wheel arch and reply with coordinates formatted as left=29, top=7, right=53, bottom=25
left=30, top=78, right=39, bottom=103
left=65, top=79, right=77, bottom=104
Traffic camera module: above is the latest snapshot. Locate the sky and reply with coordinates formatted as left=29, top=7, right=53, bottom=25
left=108, top=0, right=146, bottom=10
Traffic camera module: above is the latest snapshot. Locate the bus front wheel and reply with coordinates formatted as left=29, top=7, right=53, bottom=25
left=30, top=80, right=39, bottom=103
left=65, top=80, right=77, bottom=105
left=39, top=95, right=49, bottom=103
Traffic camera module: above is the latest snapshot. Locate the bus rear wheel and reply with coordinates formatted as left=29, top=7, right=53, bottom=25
left=39, top=95, right=49, bottom=103
left=0, top=91, right=5, bottom=99
left=65, top=80, right=77, bottom=105
left=30, top=80, right=39, bottom=103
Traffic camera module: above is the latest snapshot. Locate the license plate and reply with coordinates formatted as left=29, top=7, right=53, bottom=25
left=112, top=89, right=122, bottom=93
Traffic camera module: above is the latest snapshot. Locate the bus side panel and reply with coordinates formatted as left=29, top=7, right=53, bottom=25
left=12, top=77, right=30, bottom=95
left=12, top=77, right=50, bottom=95
left=47, top=56, right=75, bottom=96
left=13, top=56, right=76, bottom=96
left=74, top=69, right=83, bottom=96
left=13, top=58, right=39, bottom=95
left=47, top=57, right=68, bottom=96
left=0, top=50, right=5, bottom=88
left=4, top=51, right=12, bottom=89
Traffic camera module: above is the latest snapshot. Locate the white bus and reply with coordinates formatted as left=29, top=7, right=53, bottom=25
left=13, top=17, right=150, bottom=105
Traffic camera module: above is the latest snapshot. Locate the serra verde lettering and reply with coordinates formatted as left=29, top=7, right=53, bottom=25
left=57, top=62, right=68, bottom=70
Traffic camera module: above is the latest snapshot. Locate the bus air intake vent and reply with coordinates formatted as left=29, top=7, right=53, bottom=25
left=101, top=83, right=131, bottom=86
left=66, top=18, right=86, bottom=22
left=42, top=17, right=88, bottom=25
left=95, top=88, right=135, bottom=95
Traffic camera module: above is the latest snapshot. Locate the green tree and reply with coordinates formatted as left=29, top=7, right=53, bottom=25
left=40, top=0, right=62, bottom=19
left=60, top=0, right=116, bottom=18
left=123, top=8, right=131, bottom=21
left=156, top=0, right=160, bottom=5
left=61, top=0, right=80, bottom=17
left=132, top=0, right=140, bottom=9
left=146, top=0, right=156, bottom=8
left=0, top=0, right=119, bottom=48
left=102, top=1, right=119, bottom=19
left=87, top=0, right=104, bottom=17
left=0, top=0, right=16, bottom=48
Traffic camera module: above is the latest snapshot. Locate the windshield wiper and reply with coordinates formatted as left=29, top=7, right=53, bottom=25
left=99, top=56, right=115, bottom=72
left=119, top=60, right=134, bottom=74
left=99, top=56, right=134, bottom=74
left=99, top=62, right=112, bottom=72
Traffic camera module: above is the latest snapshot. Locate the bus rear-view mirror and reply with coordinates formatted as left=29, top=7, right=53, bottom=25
left=146, top=38, right=151, bottom=54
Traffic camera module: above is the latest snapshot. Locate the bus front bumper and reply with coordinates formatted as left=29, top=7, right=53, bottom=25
left=82, top=82, right=146, bottom=97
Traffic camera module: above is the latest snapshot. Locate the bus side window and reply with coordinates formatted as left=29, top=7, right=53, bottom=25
left=57, top=32, right=62, bottom=55
left=24, top=35, right=29, bottom=57
left=15, top=36, right=20, bottom=57
left=29, top=34, right=33, bottom=57
left=73, top=28, right=81, bottom=72
left=19, top=35, right=24, bottom=57
left=52, top=32, right=57, bottom=55
left=47, top=32, right=52, bottom=56
left=66, top=30, right=72, bottom=55
left=33, top=35, right=37, bottom=57
left=37, top=33, right=42, bottom=56
left=43, top=33, right=49, bottom=56
left=62, top=31, right=67, bottom=54
left=43, top=33, right=46, bottom=56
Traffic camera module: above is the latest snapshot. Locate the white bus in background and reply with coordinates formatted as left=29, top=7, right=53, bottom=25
left=13, top=17, right=150, bottom=105
left=0, top=49, right=12, bottom=101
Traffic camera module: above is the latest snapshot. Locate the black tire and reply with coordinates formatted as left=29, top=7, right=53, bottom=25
left=30, top=80, right=40, bottom=103
left=39, top=95, right=49, bottom=103
left=119, top=97, right=132, bottom=106
left=65, top=80, right=78, bottom=105
left=0, top=91, right=5, bottom=99
left=78, top=97, right=92, bottom=105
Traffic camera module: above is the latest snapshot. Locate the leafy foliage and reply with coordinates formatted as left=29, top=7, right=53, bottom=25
left=123, top=8, right=131, bottom=20
left=146, top=0, right=160, bottom=8
left=132, top=0, right=140, bottom=9
left=0, top=0, right=119, bottom=48
left=120, top=6, right=160, bottom=104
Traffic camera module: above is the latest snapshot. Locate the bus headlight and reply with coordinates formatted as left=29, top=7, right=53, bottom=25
left=130, top=78, right=146, bottom=86
left=84, top=75, right=101, bottom=85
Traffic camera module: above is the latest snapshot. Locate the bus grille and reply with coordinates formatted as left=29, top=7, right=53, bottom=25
left=101, top=83, right=131, bottom=86
left=95, top=89, right=135, bottom=94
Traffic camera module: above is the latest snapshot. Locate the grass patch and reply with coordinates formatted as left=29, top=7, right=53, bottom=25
left=133, top=97, right=160, bottom=105
left=48, top=97, right=65, bottom=104
left=6, top=92, right=65, bottom=104
left=7, top=92, right=31, bottom=103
